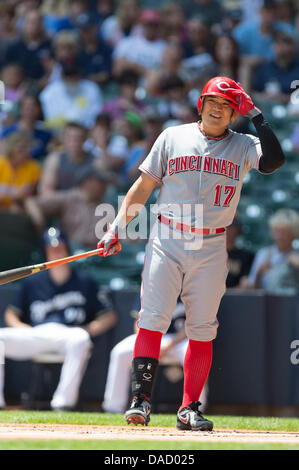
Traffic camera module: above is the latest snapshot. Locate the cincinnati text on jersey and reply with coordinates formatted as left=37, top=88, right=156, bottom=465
left=168, top=155, right=240, bottom=181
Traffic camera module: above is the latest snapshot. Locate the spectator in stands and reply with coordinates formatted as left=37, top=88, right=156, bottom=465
left=119, top=106, right=164, bottom=186
left=180, top=17, right=215, bottom=88
left=41, top=0, right=74, bottom=37
left=112, top=8, right=167, bottom=77
left=211, top=34, right=240, bottom=82
left=155, top=76, right=190, bottom=122
left=111, top=111, right=146, bottom=187
left=102, top=300, right=208, bottom=414
left=0, top=131, right=41, bottom=211
left=0, top=64, right=27, bottom=105
left=25, top=167, right=111, bottom=250
left=76, top=12, right=113, bottom=86
left=95, top=0, right=114, bottom=27
left=68, top=0, right=90, bottom=27
left=226, top=218, right=254, bottom=288
left=146, top=42, right=185, bottom=97
left=103, top=69, right=147, bottom=121
left=247, top=209, right=299, bottom=294
left=276, top=0, right=298, bottom=27
left=0, top=227, right=117, bottom=411
left=0, top=2, right=18, bottom=66
left=39, top=122, right=95, bottom=194
left=100, top=0, right=141, bottom=47
left=176, top=104, right=199, bottom=124
left=232, top=0, right=295, bottom=65
left=47, top=30, right=80, bottom=84
left=251, top=31, right=299, bottom=105
left=83, top=113, right=127, bottom=172
left=160, top=3, right=186, bottom=43
left=1, top=94, right=53, bottom=161
left=39, top=56, right=103, bottom=130
left=4, top=10, right=52, bottom=83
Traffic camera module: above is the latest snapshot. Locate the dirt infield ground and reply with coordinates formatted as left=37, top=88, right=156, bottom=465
left=0, top=423, right=298, bottom=444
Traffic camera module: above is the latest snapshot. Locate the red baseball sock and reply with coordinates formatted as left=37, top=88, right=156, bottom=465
left=180, top=339, right=212, bottom=410
left=133, top=327, right=162, bottom=360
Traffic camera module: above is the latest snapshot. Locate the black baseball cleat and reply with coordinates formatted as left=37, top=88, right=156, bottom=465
left=176, top=401, right=213, bottom=431
left=125, top=394, right=151, bottom=426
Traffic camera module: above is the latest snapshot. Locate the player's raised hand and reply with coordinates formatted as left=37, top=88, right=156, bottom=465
left=97, top=224, right=122, bottom=257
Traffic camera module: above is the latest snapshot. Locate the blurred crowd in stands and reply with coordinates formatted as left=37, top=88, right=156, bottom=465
left=0, top=0, right=298, bottom=290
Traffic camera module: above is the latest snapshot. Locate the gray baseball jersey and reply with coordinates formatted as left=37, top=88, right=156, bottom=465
left=137, top=122, right=262, bottom=341
left=139, top=122, right=262, bottom=228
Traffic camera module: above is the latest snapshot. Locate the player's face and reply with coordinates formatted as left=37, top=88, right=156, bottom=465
left=201, top=96, right=235, bottom=135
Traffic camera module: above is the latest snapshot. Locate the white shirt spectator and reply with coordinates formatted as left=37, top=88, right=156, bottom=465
left=40, top=78, right=103, bottom=130
left=247, top=244, right=299, bottom=293
left=113, top=35, right=167, bottom=70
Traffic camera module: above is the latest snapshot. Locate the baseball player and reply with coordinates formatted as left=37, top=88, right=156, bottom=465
left=0, top=227, right=116, bottom=411
left=97, top=77, right=285, bottom=430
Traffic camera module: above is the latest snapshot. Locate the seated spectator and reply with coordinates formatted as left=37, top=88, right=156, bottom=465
left=1, top=94, right=53, bottom=161
left=47, top=30, right=80, bottom=84
left=160, top=3, right=186, bottom=42
left=112, top=8, right=167, bottom=77
left=180, top=17, right=215, bottom=88
left=156, top=75, right=190, bottom=121
left=0, top=131, right=41, bottom=211
left=189, top=0, right=225, bottom=28
left=0, top=64, right=27, bottom=105
left=118, top=111, right=145, bottom=185
left=39, top=122, right=95, bottom=193
left=76, top=12, right=113, bottom=86
left=0, top=2, right=18, bottom=66
left=83, top=113, right=127, bottom=172
left=68, top=0, right=90, bottom=27
left=211, top=34, right=240, bottom=82
left=100, top=0, right=142, bottom=48
left=226, top=218, right=254, bottom=288
left=276, top=0, right=298, bottom=27
left=0, top=227, right=117, bottom=411
left=182, top=17, right=213, bottom=57
left=247, top=209, right=299, bottom=294
left=102, top=300, right=208, bottom=414
left=119, top=107, right=164, bottom=186
left=103, top=68, right=147, bottom=121
left=95, top=0, right=114, bottom=26
left=251, top=31, right=299, bottom=105
left=146, top=42, right=185, bottom=97
left=4, top=9, right=52, bottom=83
left=232, top=0, right=295, bottom=66
left=25, top=167, right=111, bottom=250
left=39, top=57, right=103, bottom=130
left=41, top=0, right=74, bottom=37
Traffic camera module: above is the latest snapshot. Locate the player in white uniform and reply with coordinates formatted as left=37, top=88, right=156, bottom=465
left=97, top=77, right=285, bottom=430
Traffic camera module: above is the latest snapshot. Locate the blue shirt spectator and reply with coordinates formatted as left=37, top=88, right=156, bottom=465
left=251, top=31, right=299, bottom=104
left=4, top=10, right=52, bottom=81
left=232, top=0, right=295, bottom=60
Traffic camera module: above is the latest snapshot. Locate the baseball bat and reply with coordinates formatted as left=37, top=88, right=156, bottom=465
left=0, top=242, right=122, bottom=286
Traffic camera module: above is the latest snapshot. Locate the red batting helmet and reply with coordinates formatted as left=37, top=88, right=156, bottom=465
left=197, top=76, right=240, bottom=114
